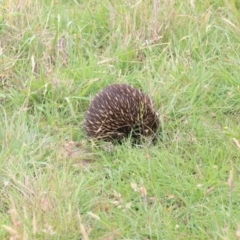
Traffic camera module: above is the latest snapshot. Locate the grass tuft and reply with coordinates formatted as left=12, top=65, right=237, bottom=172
left=0, top=0, right=240, bottom=239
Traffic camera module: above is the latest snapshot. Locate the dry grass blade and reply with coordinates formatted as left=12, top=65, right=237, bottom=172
left=232, top=138, right=240, bottom=150
left=2, top=196, right=22, bottom=240
left=77, top=211, right=89, bottom=240
left=228, top=169, right=234, bottom=195
left=1, top=0, right=240, bottom=239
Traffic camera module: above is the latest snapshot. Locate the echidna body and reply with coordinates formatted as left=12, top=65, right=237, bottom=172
left=84, top=84, right=160, bottom=142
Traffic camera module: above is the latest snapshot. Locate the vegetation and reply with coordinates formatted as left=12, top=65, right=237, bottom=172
left=0, top=0, right=240, bottom=239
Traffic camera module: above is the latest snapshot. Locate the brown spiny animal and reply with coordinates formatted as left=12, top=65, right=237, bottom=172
left=84, top=84, right=160, bottom=143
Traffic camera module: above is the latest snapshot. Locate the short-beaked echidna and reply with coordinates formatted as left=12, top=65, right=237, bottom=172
left=84, top=84, right=160, bottom=142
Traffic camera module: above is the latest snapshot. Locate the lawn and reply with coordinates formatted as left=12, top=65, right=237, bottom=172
left=0, top=0, right=240, bottom=239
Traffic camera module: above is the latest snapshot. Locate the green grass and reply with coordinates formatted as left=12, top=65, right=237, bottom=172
left=1, top=0, right=240, bottom=239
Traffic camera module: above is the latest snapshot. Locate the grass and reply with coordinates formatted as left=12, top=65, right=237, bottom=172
left=0, top=0, right=240, bottom=239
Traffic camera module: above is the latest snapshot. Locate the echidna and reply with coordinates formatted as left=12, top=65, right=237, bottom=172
left=84, top=83, right=160, bottom=143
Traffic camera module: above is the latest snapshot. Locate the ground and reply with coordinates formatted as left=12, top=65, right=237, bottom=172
left=0, top=0, right=240, bottom=239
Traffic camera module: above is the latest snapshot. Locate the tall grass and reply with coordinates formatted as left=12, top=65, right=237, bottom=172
left=0, top=0, right=240, bottom=239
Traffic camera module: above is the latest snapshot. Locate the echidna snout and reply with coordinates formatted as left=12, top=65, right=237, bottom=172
left=84, top=83, right=160, bottom=142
